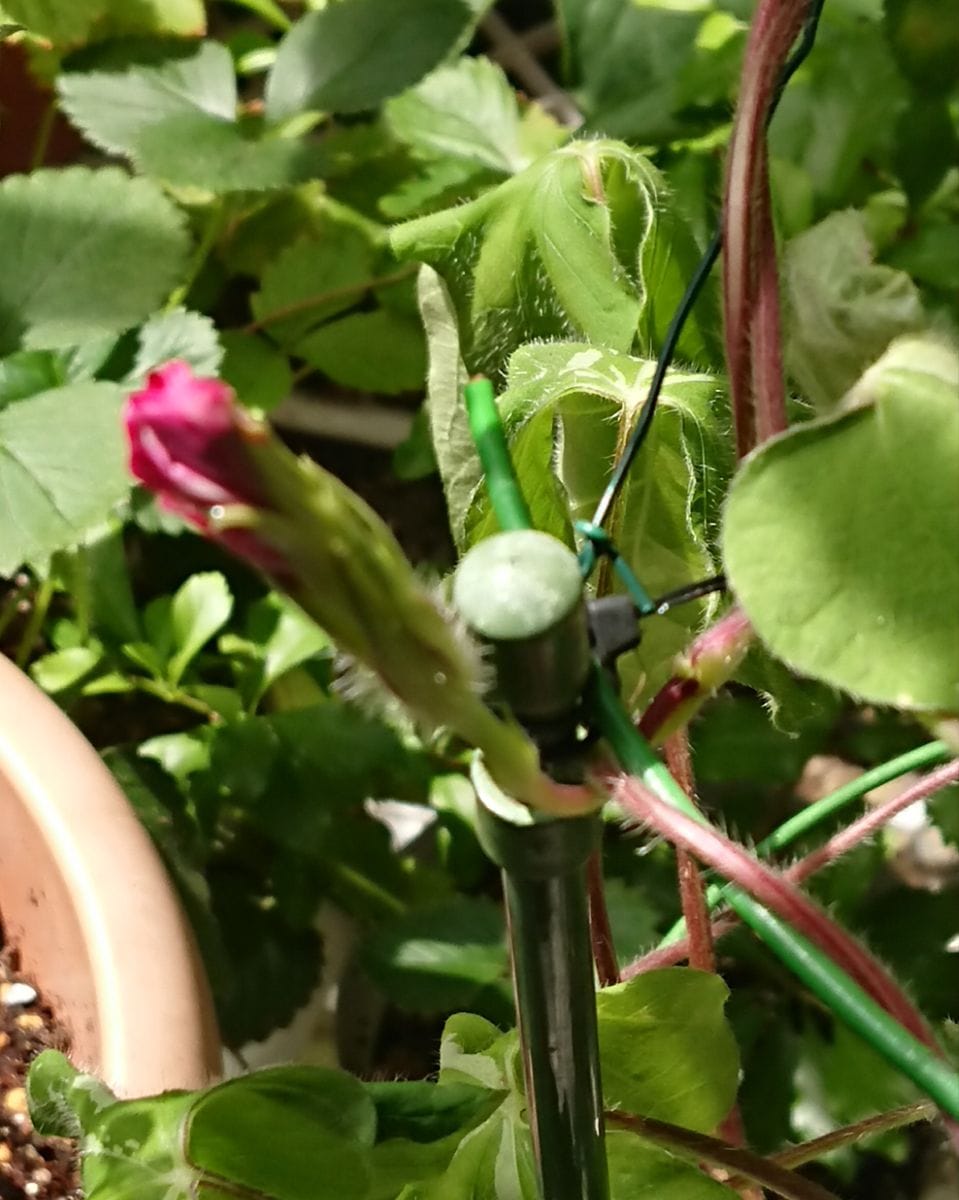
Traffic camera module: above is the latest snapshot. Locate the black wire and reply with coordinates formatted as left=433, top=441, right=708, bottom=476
left=649, top=574, right=727, bottom=617
left=587, top=0, right=828, bottom=536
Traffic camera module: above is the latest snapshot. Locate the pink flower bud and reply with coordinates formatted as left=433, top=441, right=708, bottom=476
left=125, top=361, right=286, bottom=575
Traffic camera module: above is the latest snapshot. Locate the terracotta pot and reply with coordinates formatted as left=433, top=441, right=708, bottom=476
left=0, top=653, right=221, bottom=1096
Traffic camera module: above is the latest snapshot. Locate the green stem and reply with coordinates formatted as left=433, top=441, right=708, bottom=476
left=14, top=575, right=55, bottom=668
left=591, top=670, right=959, bottom=1120
left=464, top=378, right=532, bottom=532
left=222, top=0, right=291, bottom=31
left=243, top=266, right=416, bottom=334
left=166, top=201, right=227, bottom=312
left=659, top=739, right=951, bottom=947
left=327, top=861, right=406, bottom=919
left=31, top=98, right=57, bottom=170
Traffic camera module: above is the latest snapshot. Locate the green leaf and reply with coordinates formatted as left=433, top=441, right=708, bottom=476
left=0, top=382, right=128, bottom=575
left=58, top=42, right=236, bottom=159
left=219, top=330, right=293, bottom=413
left=186, top=1068, right=376, bottom=1200
left=168, top=572, right=235, bottom=685
left=28, top=1050, right=114, bottom=1139
left=30, top=645, right=102, bottom=693
left=131, top=308, right=223, bottom=382
left=251, top=228, right=377, bottom=344
left=361, top=896, right=509, bottom=1014
left=597, top=970, right=740, bottom=1132
left=239, top=592, right=330, bottom=706
left=886, top=222, right=959, bottom=292
left=606, top=1132, right=736, bottom=1200
left=486, top=342, right=728, bottom=705
left=392, top=140, right=713, bottom=382
left=0, top=168, right=190, bottom=354
left=198, top=703, right=432, bottom=854
left=0, top=350, right=63, bottom=407
left=0, top=0, right=131, bottom=42
left=769, top=19, right=908, bottom=208
left=365, top=1080, right=499, bottom=1143
left=59, top=42, right=329, bottom=193
left=134, top=111, right=332, bottom=194
left=723, top=334, right=959, bottom=712
left=556, top=0, right=710, bottom=142
left=296, top=309, right=427, bottom=393
left=34, top=1061, right=375, bottom=1200
left=783, top=210, right=923, bottom=413
left=264, top=0, right=475, bottom=121
left=415, top=266, right=479, bottom=551
left=386, top=55, right=564, bottom=175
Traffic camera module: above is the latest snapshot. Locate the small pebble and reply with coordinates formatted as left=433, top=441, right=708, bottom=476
left=32, top=1168, right=52, bottom=1186
left=4, top=1086, right=27, bottom=1114
left=0, top=1143, right=11, bottom=1163
left=0, top=1031, right=9, bottom=1051
left=1, top=981, right=38, bottom=1007
left=24, top=1182, right=39, bottom=1196
left=15, top=1013, right=44, bottom=1033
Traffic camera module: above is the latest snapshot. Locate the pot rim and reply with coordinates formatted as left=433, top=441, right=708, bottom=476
left=0, top=652, right=220, bottom=1096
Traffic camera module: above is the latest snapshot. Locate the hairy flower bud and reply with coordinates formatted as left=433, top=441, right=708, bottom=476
left=125, top=361, right=598, bottom=815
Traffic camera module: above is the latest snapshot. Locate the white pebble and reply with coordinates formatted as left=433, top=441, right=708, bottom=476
left=1, top=981, right=37, bottom=1007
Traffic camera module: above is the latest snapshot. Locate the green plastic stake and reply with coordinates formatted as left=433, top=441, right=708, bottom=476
left=474, top=761, right=609, bottom=1200
left=454, top=528, right=609, bottom=1200
left=464, top=377, right=533, bottom=532
left=590, top=670, right=959, bottom=1119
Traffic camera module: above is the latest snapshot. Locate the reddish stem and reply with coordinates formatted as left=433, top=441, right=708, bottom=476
left=723, top=0, right=810, bottom=456
left=587, top=849, right=621, bottom=987
left=614, top=774, right=940, bottom=1051
left=665, top=733, right=717, bottom=974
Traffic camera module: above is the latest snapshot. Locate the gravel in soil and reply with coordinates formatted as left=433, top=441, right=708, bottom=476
left=0, top=937, right=81, bottom=1200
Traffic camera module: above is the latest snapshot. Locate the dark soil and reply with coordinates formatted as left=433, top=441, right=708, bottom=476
left=0, top=936, right=81, bottom=1200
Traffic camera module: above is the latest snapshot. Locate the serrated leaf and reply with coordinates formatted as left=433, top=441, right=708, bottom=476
left=265, top=0, right=475, bottom=121
left=59, top=43, right=328, bottom=193
left=135, top=111, right=332, bottom=194
left=0, top=382, right=128, bottom=574
left=723, top=335, right=959, bottom=712
left=296, top=309, right=427, bottom=393
left=386, top=55, right=564, bottom=175
left=252, top=228, right=376, bottom=344
left=783, top=210, right=923, bottom=413
left=483, top=342, right=728, bottom=705
left=168, top=572, right=234, bottom=685
left=597, top=970, right=740, bottom=1132
left=219, top=331, right=292, bottom=413
left=392, top=140, right=713, bottom=382
left=131, top=308, right=223, bottom=382
left=0, top=168, right=190, bottom=354
left=58, top=42, right=236, bottom=159
left=361, top=896, right=509, bottom=1014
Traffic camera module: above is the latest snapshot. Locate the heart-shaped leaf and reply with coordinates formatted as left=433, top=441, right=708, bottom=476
left=723, top=335, right=959, bottom=712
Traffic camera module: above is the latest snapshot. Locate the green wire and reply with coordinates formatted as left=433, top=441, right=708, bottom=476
left=464, top=378, right=533, bottom=532
left=590, top=670, right=959, bottom=1119
left=658, top=739, right=952, bottom=947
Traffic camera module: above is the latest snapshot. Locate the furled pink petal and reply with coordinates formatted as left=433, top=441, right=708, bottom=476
left=125, top=361, right=288, bottom=577
left=125, top=361, right=264, bottom=512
